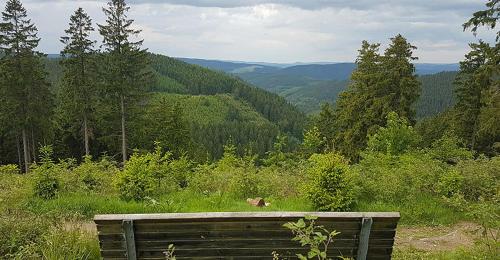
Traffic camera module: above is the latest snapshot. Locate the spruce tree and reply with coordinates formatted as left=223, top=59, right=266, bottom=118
left=0, top=0, right=51, bottom=172
left=333, top=41, right=384, bottom=160
left=332, top=36, right=420, bottom=161
left=381, top=34, right=420, bottom=123
left=98, top=0, right=151, bottom=163
left=455, top=0, right=499, bottom=153
left=59, top=7, right=96, bottom=157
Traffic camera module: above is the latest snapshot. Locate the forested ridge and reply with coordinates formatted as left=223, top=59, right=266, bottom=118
left=1, top=42, right=306, bottom=165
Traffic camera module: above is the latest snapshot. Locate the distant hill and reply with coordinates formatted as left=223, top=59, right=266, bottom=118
left=179, top=57, right=459, bottom=80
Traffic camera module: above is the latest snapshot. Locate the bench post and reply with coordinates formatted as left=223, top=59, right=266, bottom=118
left=123, top=220, right=137, bottom=260
left=356, top=217, right=373, bottom=260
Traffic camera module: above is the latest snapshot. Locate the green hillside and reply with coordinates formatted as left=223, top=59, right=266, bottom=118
left=143, top=93, right=279, bottom=159
left=416, top=71, right=457, bottom=118
left=241, top=71, right=457, bottom=117
left=37, top=53, right=305, bottom=161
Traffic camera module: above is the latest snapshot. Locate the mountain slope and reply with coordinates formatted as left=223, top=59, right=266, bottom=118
left=149, top=54, right=306, bottom=137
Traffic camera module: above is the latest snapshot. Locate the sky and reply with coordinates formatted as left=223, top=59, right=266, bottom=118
left=13, top=0, right=498, bottom=63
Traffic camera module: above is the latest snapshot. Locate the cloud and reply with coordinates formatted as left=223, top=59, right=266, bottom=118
left=18, top=0, right=495, bottom=63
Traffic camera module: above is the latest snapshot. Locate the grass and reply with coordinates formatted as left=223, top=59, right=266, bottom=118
left=23, top=190, right=314, bottom=220
left=393, top=242, right=499, bottom=260
left=355, top=194, right=468, bottom=226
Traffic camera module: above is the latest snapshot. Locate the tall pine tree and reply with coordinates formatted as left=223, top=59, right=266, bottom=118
left=455, top=0, right=499, bottom=154
left=333, top=41, right=384, bottom=160
left=59, top=7, right=97, bottom=157
left=98, top=0, right=151, bottom=163
left=332, top=36, right=420, bottom=161
left=0, top=0, right=51, bottom=172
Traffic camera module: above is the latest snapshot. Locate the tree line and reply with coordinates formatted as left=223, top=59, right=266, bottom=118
left=309, top=0, right=499, bottom=161
left=0, top=0, right=150, bottom=171
left=0, top=0, right=307, bottom=169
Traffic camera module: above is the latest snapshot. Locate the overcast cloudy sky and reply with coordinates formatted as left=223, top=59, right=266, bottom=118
left=16, top=0, right=497, bottom=63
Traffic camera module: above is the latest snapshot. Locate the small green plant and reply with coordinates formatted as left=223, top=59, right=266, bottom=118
left=33, top=146, right=60, bottom=200
left=163, top=244, right=176, bottom=260
left=0, top=164, right=19, bottom=175
left=115, top=144, right=176, bottom=201
left=283, top=216, right=340, bottom=260
left=305, top=153, right=357, bottom=211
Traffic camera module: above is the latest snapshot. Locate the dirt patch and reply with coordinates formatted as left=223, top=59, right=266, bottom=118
left=395, top=222, right=482, bottom=251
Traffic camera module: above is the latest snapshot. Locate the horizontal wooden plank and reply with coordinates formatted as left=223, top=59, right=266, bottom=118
left=100, top=238, right=394, bottom=250
left=135, top=248, right=356, bottom=258
left=99, top=231, right=396, bottom=244
left=94, top=212, right=400, bottom=222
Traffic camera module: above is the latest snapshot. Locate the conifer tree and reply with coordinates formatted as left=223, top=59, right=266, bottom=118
left=0, top=0, right=51, bottom=172
left=455, top=0, right=499, bottom=153
left=381, top=34, right=420, bottom=123
left=333, top=41, right=384, bottom=160
left=98, top=0, right=151, bottom=163
left=332, top=36, right=420, bottom=161
left=59, top=7, right=96, bottom=157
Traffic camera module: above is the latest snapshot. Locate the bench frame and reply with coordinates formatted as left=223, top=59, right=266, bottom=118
left=95, top=212, right=400, bottom=260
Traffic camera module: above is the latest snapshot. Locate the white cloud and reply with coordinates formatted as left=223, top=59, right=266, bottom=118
left=16, top=0, right=497, bottom=63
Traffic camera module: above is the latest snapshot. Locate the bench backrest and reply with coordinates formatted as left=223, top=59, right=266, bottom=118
left=94, top=212, right=400, bottom=260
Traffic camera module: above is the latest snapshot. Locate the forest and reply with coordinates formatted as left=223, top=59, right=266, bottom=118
left=0, top=0, right=498, bottom=259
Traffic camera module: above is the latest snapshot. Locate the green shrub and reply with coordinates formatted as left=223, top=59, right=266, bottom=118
left=169, top=155, right=193, bottom=188
left=115, top=153, right=157, bottom=201
left=355, top=152, right=449, bottom=203
left=456, top=157, right=499, bottom=202
left=34, top=174, right=60, bottom=200
left=66, top=156, right=117, bottom=193
left=305, top=153, right=357, bottom=211
left=32, top=146, right=61, bottom=200
left=115, top=146, right=176, bottom=201
left=0, top=164, right=19, bottom=175
left=428, top=133, right=473, bottom=164
left=366, top=112, right=421, bottom=156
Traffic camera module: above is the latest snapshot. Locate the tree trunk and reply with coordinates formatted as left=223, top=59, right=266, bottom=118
left=83, top=114, right=90, bottom=156
left=120, top=95, right=127, bottom=163
left=16, top=134, right=22, bottom=170
left=22, top=128, right=30, bottom=173
left=31, top=128, right=36, bottom=162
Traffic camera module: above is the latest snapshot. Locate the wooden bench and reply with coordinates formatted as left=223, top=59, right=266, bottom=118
left=94, top=212, right=400, bottom=260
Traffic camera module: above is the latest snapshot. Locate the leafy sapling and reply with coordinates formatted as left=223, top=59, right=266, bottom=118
left=283, top=215, right=340, bottom=260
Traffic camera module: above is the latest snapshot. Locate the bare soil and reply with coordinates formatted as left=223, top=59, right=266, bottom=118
left=395, top=222, right=482, bottom=251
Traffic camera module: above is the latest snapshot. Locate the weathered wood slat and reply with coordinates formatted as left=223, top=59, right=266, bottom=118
left=95, top=212, right=400, bottom=221
left=96, top=221, right=397, bottom=235
left=100, top=238, right=395, bottom=250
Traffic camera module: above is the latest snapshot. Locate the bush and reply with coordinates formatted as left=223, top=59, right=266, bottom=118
left=456, top=157, right=499, bottom=202
left=32, top=146, right=61, bottom=200
left=0, top=164, right=19, bottom=175
left=366, top=112, right=421, bottom=156
left=428, top=133, right=473, bottom=164
left=34, top=174, right=60, bottom=200
left=355, top=151, right=449, bottom=203
left=305, top=153, right=357, bottom=211
left=115, top=146, right=176, bottom=201
left=189, top=151, right=261, bottom=199
left=65, top=156, right=117, bottom=193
